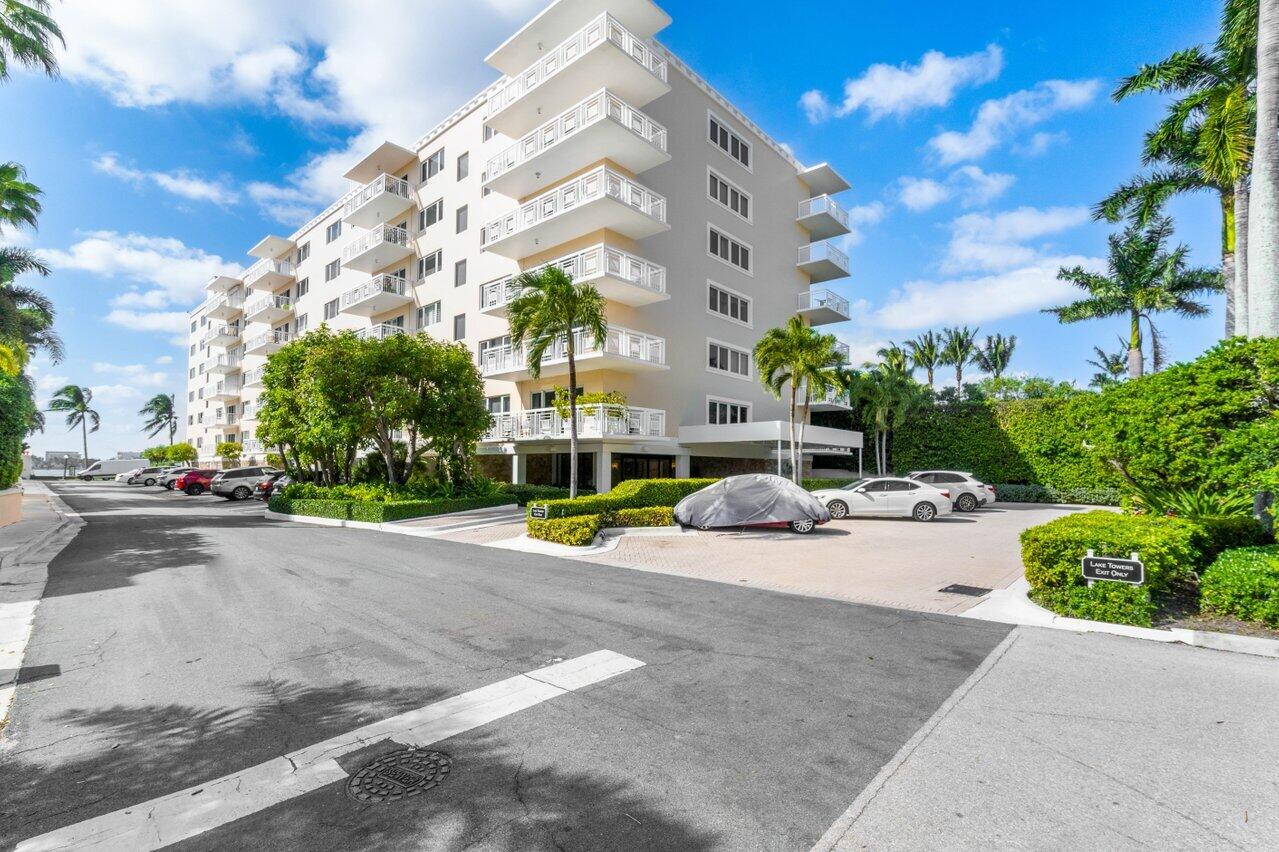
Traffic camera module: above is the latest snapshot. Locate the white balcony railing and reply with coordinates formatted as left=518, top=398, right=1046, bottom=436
left=213, top=411, right=239, bottom=426
left=240, top=400, right=259, bottom=421
left=798, top=242, right=849, bottom=270
left=485, top=89, right=667, bottom=185
left=798, top=195, right=850, bottom=229
left=798, top=288, right=850, bottom=317
left=833, top=340, right=850, bottom=363
left=207, top=351, right=242, bottom=372
left=208, top=291, right=244, bottom=314
left=342, top=224, right=409, bottom=265
left=480, top=325, right=665, bottom=376
left=812, top=387, right=852, bottom=408
left=342, top=174, right=411, bottom=219
left=356, top=323, right=408, bottom=341
left=244, top=294, right=292, bottom=317
left=243, top=439, right=265, bottom=455
left=242, top=366, right=267, bottom=387
left=480, top=244, right=665, bottom=311
left=244, top=329, right=290, bottom=351
left=242, top=258, right=295, bottom=288
left=484, top=12, right=667, bottom=120
left=200, top=324, right=239, bottom=346
left=481, top=165, right=666, bottom=248
left=341, top=275, right=408, bottom=310
left=484, top=404, right=666, bottom=442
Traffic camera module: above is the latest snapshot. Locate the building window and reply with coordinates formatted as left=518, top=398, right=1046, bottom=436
left=457, top=152, right=469, bottom=181
left=293, top=313, right=308, bottom=334
left=323, top=298, right=338, bottom=320
left=707, top=281, right=751, bottom=325
left=324, top=259, right=340, bottom=281
left=189, top=344, right=196, bottom=355
left=419, top=199, right=443, bottom=231
left=196, top=437, right=202, bottom=448
left=485, top=394, right=510, bottom=414
left=454, top=259, right=467, bottom=287
left=189, top=367, right=195, bottom=378
left=296, top=242, right=310, bottom=263
left=708, top=340, right=751, bottom=378
left=421, top=148, right=444, bottom=182
left=456, top=204, right=468, bottom=233
left=708, top=168, right=751, bottom=221
left=453, top=314, right=465, bottom=340
left=296, top=277, right=309, bottom=298
left=708, top=226, right=752, bottom=274
left=190, top=320, right=196, bottom=332
left=709, top=112, right=751, bottom=169
left=418, top=250, right=442, bottom=278
left=188, top=390, right=195, bottom=402
left=708, top=399, right=750, bottom=424
left=416, top=301, right=441, bottom=328
left=483, top=124, right=495, bottom=141
left=325, top=221, right=342, bottom=243
left=188, top=415, right=193, bottom=425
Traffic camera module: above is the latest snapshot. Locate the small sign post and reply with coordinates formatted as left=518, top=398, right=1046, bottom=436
left=1081, top=549, right=1144, bottom=586
left=529, top=504, right=549, bottom=520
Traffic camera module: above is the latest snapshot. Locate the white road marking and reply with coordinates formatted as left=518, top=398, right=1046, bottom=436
left=16, top=650, right=645, bottom=851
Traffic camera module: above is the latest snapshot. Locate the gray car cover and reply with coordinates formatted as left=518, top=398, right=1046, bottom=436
left=673, top=474, right=831, bottom=529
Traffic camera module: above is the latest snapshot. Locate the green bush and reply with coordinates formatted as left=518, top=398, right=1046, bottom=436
left=530, top=478, right=718, bottom=520
left=269, top=494, right=514, bottom=522
left=605, top=506, right=674, bottom=528
left=1200, top=546, right=1279, bottom=626
left=527, top=514, right=602, bottom=546
left=1189, top=516, right=1271, bottom=564
left=993, top=483, right=1123, bottom=506
left=501, top=483, right=571, bottom=506
left=1031, top=583, right=1158, bottom=628
left=0, top=374, right=35, bottom=490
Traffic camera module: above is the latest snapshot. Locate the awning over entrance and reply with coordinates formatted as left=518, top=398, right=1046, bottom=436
left=677, top=420, right=862, bottom=453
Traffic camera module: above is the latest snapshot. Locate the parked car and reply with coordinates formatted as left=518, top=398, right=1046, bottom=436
left=158, top=467, right=196, bottom=490
left=127, top=466, right=166, bottom=486
left=674, top=474, right=830, bottom=534
left=255, top=472, right=291, bottom=501
left=907, top=470, right=995, bottom=512
left=174, top=469, right=217, bottom=496
left=211, top=466, right=282, bottom=501
left=114, top=468, right=143, bottom=483
left=810, top=477, right=954, bottom=522
left=79, top=458, right=147, bottom=480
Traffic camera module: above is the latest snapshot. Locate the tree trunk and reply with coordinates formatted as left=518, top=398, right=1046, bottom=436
left=81, top=418, right=88, bottom=465
left=1128, top=311, right=1144, bottom=379
left=926, top=368, right=934, bottom=390
left=796, top=392, right=811, bottom=486
left=787, top=379, right=798, bottom=483
left=1250, top=0, right=1279, bottom=337
left=1222, top=189, right=1237, bottom=336
left=567, top=347, right=579, bottom=499
left=1236, top=180, right=1251, bottom=338
left=954, top=366, right=962, bottom=394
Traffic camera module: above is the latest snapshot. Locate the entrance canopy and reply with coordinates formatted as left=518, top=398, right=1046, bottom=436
left=677, top=420, right=862, bottom=453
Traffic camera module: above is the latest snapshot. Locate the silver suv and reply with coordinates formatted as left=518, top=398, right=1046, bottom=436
left=907, top=471, right=995, bottom=512
left=211, top=466, right=281, bottom=501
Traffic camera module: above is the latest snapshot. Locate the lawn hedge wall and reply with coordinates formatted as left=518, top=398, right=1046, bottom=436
left=0, top=374, right=35, bottom=490
left=1200, top=545, right=1279, bottom=627
left=269, top=494, right=514, bottom=523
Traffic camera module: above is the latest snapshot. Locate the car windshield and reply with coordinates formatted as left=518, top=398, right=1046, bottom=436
left=840, top=479, right=871, bottom=491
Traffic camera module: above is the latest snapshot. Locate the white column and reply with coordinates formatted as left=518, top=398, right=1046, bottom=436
left=511, top=452, right=527, bottom=485
left=675, top=453, right=691, bottom=479
left=594, top=447, right=612, bottom=493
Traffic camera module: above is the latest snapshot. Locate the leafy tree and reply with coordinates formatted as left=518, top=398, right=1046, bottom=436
left=167, top=443, right=197, bottom=465
left=0, top=246, right=61, bottom=363
left=0, top=371, right=35, bottom=487
left=138, top=392, right=177, bottom=443
left=0, top=0, right=62, bottom=81
left=906, top=331, right=942, bottom=390
left=0, top=162, right=42, bottom=234
left=141, top=445, right=170, bottom=464
left=755, top=316, right=843, bottom=483
left=973, top=333, right=1017, bottom=379
left=940, top=326, right=980, bottom=392
left=216, top=441, right=243, bottom=468
left=1047, top=217, right=1222, bottom=379
left=1087, top=339, right=1130, bottom=388
left=875, top=342, right=911, bottom=376
left=47, top=384, right=99, bottom=463
left=506, top=265, right=607, bottom=498
left=843, top=365, right=927, bottom=475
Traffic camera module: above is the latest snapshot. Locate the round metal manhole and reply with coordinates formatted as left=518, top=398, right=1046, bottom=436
left=346, top=749, right=452, bottom=803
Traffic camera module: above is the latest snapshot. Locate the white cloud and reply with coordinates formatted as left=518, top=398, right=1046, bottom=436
left=105, top=309, right=192, bottom=334
left=897, top=166, right=1015, bottom=212
left=1016, top=130, right=1069, bottom=157
left=928, top=79, right=1101, bottom=164
left=92, top=361, right=171, bottom=387
left=93, top=153, right=239, bottom=205
left=943, top=205, right=1090, bottom=273
left=1, top=229, right=33, bottom=247
left=842, top=202, right=887, bottom=246
left=898, top=177, right=951, bottom=212
left=88, top=383, right=146, bottom=404
left=227, top=128, right=259, bottom=158
left=801, top=45, right=1003, bottom=123
left=155, top=354, right=173, bottom=365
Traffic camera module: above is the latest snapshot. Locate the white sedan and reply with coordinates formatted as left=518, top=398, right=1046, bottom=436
left=114, top=468, right=142, bottom=483
left=810, top=477, right=954, bottom=522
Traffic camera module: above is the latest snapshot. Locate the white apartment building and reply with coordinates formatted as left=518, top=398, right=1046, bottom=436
left=184, top=0, right=862, bottom=491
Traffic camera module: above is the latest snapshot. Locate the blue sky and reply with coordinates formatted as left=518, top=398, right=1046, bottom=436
left=0, top=0, right=1226, bottom=458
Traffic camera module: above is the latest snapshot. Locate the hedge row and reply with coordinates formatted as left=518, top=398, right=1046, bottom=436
left=527, top=506, right=677, bottom=547
left=528, top=478, right=717, bottom=520
left=992, top=483, right=1123, bottom=506
left=269, top=494, right=515, bottom=523
left=501, top=483, right=571, bottom=506
left=0, top=374, right=36, bottom=490
left=1201, top=545, right=1279, bottom=627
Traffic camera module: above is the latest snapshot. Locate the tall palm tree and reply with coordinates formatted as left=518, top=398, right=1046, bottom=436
left=48, top=384, right=100, bottom=464
left=875, top=342, right=911, bottom=376
left=139, top=393, right=177, bottom=444
left=842, top=365, right=925, bottom=475
left=940, top=326, right=980, bottom=393
left=905, top=331, right=942, bottom=390
left=0, top=1, right=62, bottom=81
left=754, top=316, right=842, bottom=484
left=0, top=162, right=42, bottom=233
left=1046, top=217, right=1221, bottom=379
left=506, top=265, right=606, bottom=499
left=0, top=246, right=61, bottom=362
left=1086, top=339, right=1130, bottom=388
left=1252, top=0, right=1279, bottom=335
left=973, top=333, right=1017, bottom=378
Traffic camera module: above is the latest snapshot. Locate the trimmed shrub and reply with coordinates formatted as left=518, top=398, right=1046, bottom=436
left=605, top=506, right=674, bottom=528
left=802, top=478, right=859, bottom=491
left=1200, top=546, right=1279, bottom=626
left=269, top=494, right=514, bottom=522
left=529, top=478, right=718, bottom=520
left=993, top=483, right=1123, bottom=506
left=1031, top=583, right=1158, bottom=628
left=0, top=374, right=35, bottom=490
left=501, top=483, right=570, bottom=506
left=527, top=514, right=602, bottom=546
left=1189, top=516, right=1272, bottom=564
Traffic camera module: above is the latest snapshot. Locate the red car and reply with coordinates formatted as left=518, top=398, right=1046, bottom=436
left=174, top=469, right=217, bottom=496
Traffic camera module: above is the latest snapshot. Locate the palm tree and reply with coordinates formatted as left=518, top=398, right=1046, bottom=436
left=843, top=366, right=925, bottom=475
left=506, top=265, right=607, bottom=499
left=1046, top=217, right=1221, bottom=379
left=48, top=384, right=100, bottom=463
left=1087, top=339, right=1129, bottom=388
left=0, top=1, right=62, bottom=81
left=875, top=342, right=911, bottom=376
left=754, top=316, right=842, bottom=484
left=940, top=326, right=980, bottom=393
left=905, top=331, right=942, bottom=390
left=139, top=393, right=177, bottom=444
left=1251, top=0, right=1279, bottom=335
left=0, top=162, right=42, bottom=233
left=973, top=333, right=1017, bottom=378
left=0, top=246, right=61, bottom=362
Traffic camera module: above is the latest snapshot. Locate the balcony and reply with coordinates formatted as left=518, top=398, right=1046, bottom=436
left=480, top=325, right=666, bottom=380
left=243, top=258, right=296, bottom=292
left=244, top=329, right=290, bottom=356
left=802, top=386, right=853, bottom=412
left=797, top=242, right=850, bottom=283
left=481, top=244, right=666, bottom=316
left=486, top=0, right=670, bottom=76
left=242, top=439, right=266, bottom=456
left=342, top=174, right=414, bottom=229
left=482, top=166, right=667, bottom=259
left=483, top=404, right=666, bottom=443
left=206, top=351, right=243, bottom=375
left=341, top=275, right=413, bottom=317
left=484, top=12, right=670, bottom=138
left=797, top=196, right=851, bottom=241
left=206, top=291, right=244, bottom=321
left=200, top=324, right=240, bottom=348
left=208, top=379, right=241, bottom=402
left=240, top=400, right=259, bottom=421
left=212, top=411, right=238, bottom=428
left=356, top=322, right=408, bottom=341
left=484, top=89, right=669, bottom=198
left=797, top=289, right=851, bottom=325
left=206, top=274, right=241, bottom=294
left=242, top=366, right=267, bottom=388
left=833, top=340, right=850, bottom=363
left=342, top=224, right=412, bottom=274
left=244, top=294, right=293, bottom=324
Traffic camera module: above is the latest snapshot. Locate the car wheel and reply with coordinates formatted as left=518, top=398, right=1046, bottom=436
left=143, top=478, right=156, bottom=486
left=232, top=486, right=252, bottom=501
left=789, top=519, right=816, bottom=534
left=827, top=500, right=849, bottom=520
left=80, top=475, right=91, bottom=481
left=912, top=502, right=937, bottom=522
left=185, top=484, right=204, bottom=496
left=955, top=493, right=977, bottom=512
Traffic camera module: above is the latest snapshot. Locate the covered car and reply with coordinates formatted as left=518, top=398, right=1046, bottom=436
left=673, top=474, right=831, bottom=534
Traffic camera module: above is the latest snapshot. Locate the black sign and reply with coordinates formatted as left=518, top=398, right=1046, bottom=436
left=1081, top=555, right=1144, bottom=585
left=529, top=504, right=549, bottom=520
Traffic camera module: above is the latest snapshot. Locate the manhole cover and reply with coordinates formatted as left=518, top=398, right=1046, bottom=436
left=346, top=749, right=452, bottom=803
left=939, top=584, right=992, bottom=597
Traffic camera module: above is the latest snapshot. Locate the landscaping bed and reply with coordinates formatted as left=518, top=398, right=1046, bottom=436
left=269, top=493, right=515, bottom=523
left=526, top=478, right=713, bottom=545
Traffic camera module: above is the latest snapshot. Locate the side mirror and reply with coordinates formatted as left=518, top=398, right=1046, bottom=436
left=854, top=487, right=867, bottom=493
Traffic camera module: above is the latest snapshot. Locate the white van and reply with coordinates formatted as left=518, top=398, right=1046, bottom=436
left=78, top=458, right=147, bottom=480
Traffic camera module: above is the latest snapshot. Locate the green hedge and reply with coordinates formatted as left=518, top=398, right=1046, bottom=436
left=1200, top=546, right=1279, bottom=627
left=269, top=494, right=514, bottom=523
left=529, top=478, right=717, bottom=520
left=501, top=483, right=571, bottom=506
left=1190, top=516, right=1272, bottom=563
left=802, top=478, right=859, bottom=491
left=528, top=514, right=602, bottom=546
left=0, top=374, right=35, bottom=490
left=606, top=506, right=675, bottom=527
left=993, top=483, right=1123, bottom=506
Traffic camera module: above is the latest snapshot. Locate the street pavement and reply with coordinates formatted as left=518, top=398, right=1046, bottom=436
left=1, top=482, right=1275, bottom=850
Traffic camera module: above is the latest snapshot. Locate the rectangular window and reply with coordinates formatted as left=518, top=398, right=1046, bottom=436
left=295, top=277, right=309, bottom=298
left=188, top=390, right=195, bottom=402
left=418, top=199, right=443, bottom=231
left=456, top=204, right=468, bottom=233
left=708, top=226, right=752, bottom=274
left=189, top=367, right=195, bottom=378
left=421, top=148, right=444, bottom=182
left=189, top=344, right=196, bottom=355
left=190, top=320, right=197, bottom=332
left=196, top=437, right=202, bottom=448
left=418, top=250, right=442, bottom=279
left=708, top=399, right=750, bottom=425
left=709, top=112, right=751, bottom=169
left=325, top=221, right=342, bottom=243
left=293, top=313, right=308, bottom=334
left=457, top=152, right=469, bottom=181
left=453, top=314, right=465, bottom=341
left=485, top=394, right=510, bottom=414
left=188, top=415, right=193, bottom=425
left=707, top=281, right=751, bottom=325
left=483, top=124, right=495, bottom=141
left=708, top=168, right=751, bottom=221
left=296, top=242, right=310, bottom=263
left=324, top=259, right=340, bottom=281
left=416, top=300, right=441, bottom=328
left=454, top=259, right=467, bottom=287
left=707, top=340, right=751, bottom=378
left=323, top=298, right=338, bottom=320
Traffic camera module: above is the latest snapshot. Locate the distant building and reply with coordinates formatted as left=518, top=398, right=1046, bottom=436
left=43, top=451, right=82, bottom=467
left=115, top=451, right=143, bottom=460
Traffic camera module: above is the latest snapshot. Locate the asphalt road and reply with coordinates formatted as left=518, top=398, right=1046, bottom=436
left=1, top=482, right=1010, bottom=850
